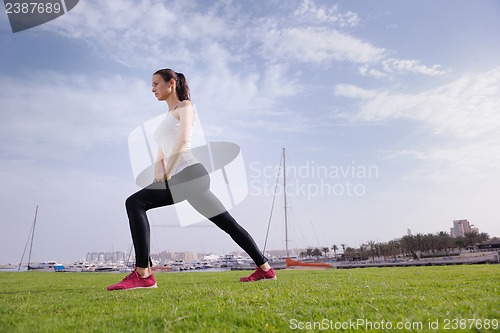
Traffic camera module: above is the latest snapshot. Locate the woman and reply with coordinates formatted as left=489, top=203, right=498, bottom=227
left=107, top=69, right=276, bottom=291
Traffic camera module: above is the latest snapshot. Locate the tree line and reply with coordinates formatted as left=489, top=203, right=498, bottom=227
left=299, top=230, right=491, bottom=261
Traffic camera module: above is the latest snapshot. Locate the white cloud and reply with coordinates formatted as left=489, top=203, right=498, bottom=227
left=0, top=72, right=153, bottom=161
left=38, top=1, right=311, bottom=138
left=232, top=110, right=315, bottom=134
left=358, top=59, right=447, bottom=78
left=45, top=0, right=443, bottom=83
left=253, top=2, right=443, bottom=78
left=46, top=0, right=237, bottom=68
left=50, top=0, right=383, bottom=68
left=294, top=0, right=360, bottom=27
left=261, top=64, right=299, bottom=98
left=334, top=84, right=378, bottom=99
left=338, top=67, right=500, bottom=182
left=340, top=67, right=500, bottom=138
left=359, top=65, right=386, bottom=78
left=189, top=62, right=305, bottom=140
left=259, top=26, right=385, bottom=64
left=382, top=58, right=447, bottom=76
left=400, top=141, right=500, bottom=184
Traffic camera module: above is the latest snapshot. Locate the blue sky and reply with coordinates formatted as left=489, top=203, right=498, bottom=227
left=1, top=0, right=500, bottom=264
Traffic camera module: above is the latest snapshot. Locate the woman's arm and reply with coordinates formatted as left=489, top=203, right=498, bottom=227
left=163, top=102, right=194, bottom=180
left=153, top=145, right=167, bottom=181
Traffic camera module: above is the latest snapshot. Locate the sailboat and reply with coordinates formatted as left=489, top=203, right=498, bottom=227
left=18, top=206, right=64, bottom=272
left=264, top=148, right=332, bottom=269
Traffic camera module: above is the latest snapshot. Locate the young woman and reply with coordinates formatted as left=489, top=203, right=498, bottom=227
left=107, top=69, right=276, bottom=291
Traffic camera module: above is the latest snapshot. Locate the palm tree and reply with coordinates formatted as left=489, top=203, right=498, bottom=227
left=454, top=237, right=466, bottom=252
left=415, top=233, right=424, bottom=259
left=378, top=242, right=388, bottom=261
left=464, top=231, right=480, bottom=251
left=322, top=247, right=330, bottom=258
left=305, top=248, right=313, bottom=259
left=344, top=247, right=356, bottom=261
left=424, top=233, right=437, bottom=256
left=478, top=232, right=490, bottom=244
left=400, top=235, right=416, bottom=259
left=359, top=244, right=367, bottom=261
left=387, top=240, right=400, bottom=260
left=312, top=248, right=322, bottom=259
left=331, top=244, right=338, bottom=258
left=436, top=231, right=452, bottom=255
left=367, top=241, right=377, bottom=261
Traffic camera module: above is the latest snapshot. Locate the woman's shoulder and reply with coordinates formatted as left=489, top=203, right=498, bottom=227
left=177, top=100, right=192, bottom=109
left=175, top=100, right=193, bottom=113
left=173, top=100, right=194, bottom=120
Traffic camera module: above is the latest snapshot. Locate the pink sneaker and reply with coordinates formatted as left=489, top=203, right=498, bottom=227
left=106, top=270, right=157, bottom=291
left=240, top=267, right=276, bottom=282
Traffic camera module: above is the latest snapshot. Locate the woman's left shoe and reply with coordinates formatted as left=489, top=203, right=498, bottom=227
left=240, top=267, right=277, bottom=282
left=106, top=270, right=157, bottom=291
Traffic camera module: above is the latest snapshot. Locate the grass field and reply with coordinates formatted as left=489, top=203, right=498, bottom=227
left=0, top=265, right=499, bottom=332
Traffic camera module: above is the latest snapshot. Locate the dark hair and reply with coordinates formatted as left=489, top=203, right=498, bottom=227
left=153, top=68, right=191, bottom=101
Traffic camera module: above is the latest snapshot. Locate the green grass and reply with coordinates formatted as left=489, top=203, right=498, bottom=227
left=0, top=265, right=499, bottom=332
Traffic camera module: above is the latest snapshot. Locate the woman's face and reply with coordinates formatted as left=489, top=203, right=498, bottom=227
left=152, top=74, right=173, bottom=101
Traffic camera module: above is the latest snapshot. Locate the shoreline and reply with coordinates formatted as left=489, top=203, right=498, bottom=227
left=3, top=251, right=498, bottom=272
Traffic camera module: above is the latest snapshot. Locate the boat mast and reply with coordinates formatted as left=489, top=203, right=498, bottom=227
left=18, top=205, right=38, bottom=271
left=27, top=205, right=38, bottom=270
left=283, top=148, right=289, bottom=257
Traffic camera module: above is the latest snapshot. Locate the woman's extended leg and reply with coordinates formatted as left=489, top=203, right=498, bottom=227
left=187, top=190, right=276, bottom=281
left=187, top=191, right=267, bottom=265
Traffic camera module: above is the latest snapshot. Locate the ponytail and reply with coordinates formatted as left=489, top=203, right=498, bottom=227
left=153, top=68, right=191, bottom=101
left=175, top=72, right=191, bottom=101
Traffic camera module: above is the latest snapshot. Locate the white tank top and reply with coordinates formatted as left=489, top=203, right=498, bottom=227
left=153, top=106, right=198, bottom=176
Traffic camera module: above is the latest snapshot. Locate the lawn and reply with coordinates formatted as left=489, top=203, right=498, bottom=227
left=0, top=265, right=499, bottom=332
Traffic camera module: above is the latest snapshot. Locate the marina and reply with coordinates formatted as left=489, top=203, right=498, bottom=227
left=3, top=250, right=498, bottom=273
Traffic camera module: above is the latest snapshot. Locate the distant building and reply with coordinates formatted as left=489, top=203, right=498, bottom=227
left=477, top=237, right=500, bottom=250
left=151, top=251, right=200, bottom=262
left=202, top=253, right=219, bottom=261
left=450, top=219, right=478, bottom=238
left=86, top=251, right=127, bottom=263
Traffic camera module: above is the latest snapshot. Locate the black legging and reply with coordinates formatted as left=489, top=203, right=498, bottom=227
left=125, top=163, right=267, bottom=268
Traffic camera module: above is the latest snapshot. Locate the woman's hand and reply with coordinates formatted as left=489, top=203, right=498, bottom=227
left=153, top=146, right=167, bottom=182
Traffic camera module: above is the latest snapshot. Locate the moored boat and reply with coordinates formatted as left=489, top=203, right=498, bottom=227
left=28, top=261, right=65, bottom=272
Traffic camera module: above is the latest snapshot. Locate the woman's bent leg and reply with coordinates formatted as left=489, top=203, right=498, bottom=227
left=126, top=183, right=174, bottom=268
